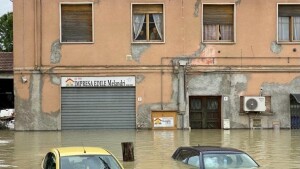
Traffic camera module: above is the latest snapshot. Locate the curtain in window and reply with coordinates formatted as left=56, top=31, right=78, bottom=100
left=220, top=25, right=233, bottom=40
left=152, top=14, right=163, bottom=39
left=133, top=14, right=145, bottom=40
left=204, top=25, right=217, bottom=40
left=294, top=17, right=300, bottom=41
left=278, top=17, right=290, bottom=41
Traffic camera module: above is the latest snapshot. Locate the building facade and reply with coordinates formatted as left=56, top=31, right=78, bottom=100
left=14, top=0, right=300, bottom=130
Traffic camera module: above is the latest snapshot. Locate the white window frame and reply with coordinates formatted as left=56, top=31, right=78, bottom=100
left=277, top=3, right=300, bottom=44
left=131, top=3, right=165, bottom=44
left=201, top=3, right=236, bottom=44
left=59, top=2, right=94, bottom=44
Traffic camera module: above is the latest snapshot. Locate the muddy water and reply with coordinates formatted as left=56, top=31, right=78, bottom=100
left=0, top=129, right=300, bottom=169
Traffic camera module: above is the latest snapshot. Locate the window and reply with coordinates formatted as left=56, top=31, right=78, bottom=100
left=60, top=3, right=93, bottom=43
left=278, top=4, right=300, bottom=42
left=174, top=150, right=200, bottom=168
left=202, top=4, right=235, bottom=43
left=132, top=4, right=164, bottom=43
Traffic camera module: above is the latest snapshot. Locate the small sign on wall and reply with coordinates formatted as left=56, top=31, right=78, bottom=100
left=152, top=111, right=177, bottom=129
left=153, top=117, right=174, bottom=127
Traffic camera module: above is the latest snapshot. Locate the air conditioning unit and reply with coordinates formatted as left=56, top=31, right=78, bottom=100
left=244, top=96, right=266, bottom=112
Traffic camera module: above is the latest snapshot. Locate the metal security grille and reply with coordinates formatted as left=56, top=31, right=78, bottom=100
left=61, top=87, right=136, bottom=130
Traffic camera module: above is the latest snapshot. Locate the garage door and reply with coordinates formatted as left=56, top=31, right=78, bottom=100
left=61, top=87, right=136, bottom=129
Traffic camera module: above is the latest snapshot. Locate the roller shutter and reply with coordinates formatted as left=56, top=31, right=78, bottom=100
left=61, top=87, right=136, bottom=130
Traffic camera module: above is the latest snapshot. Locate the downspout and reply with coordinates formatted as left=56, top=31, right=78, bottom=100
left=34, top=0, right=42, bottom=70
left=178, top=60, right=188, bottom=129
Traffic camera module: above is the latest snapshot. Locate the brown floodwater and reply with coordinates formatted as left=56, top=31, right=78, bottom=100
left=0, top=129, right=300, bottom=169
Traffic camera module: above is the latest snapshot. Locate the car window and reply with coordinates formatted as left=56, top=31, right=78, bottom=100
left=174, top=149, right=200, bottom=167
left=61, top=155, right=122, bottom=169
left=187, top=155, right=200, bottom=167
left=203, top=153, right=258, bottom=169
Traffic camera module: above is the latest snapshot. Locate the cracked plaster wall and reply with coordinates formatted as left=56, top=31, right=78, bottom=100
left=50, top=39, right=62, bottom=64
left=15, top=73, right=60, bottom=130
left=137, top=74, right=178, bottom=128
left=186, top=73, right=300, bottom=129
left=131, top=44, right=150, bottom=62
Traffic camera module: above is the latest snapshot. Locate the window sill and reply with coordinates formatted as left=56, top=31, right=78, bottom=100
left=277, top=41, right=300, bottom=45
left=60, top=41, right=94, bottom=44
left=132, top=41, right=165, bottom=44
left=202, top=41, right=236, bottom=45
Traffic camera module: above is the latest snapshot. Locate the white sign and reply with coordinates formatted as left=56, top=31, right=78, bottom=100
left=61, top=76, right=135, bottom=87
left=153, top=117, right=174, bottom=128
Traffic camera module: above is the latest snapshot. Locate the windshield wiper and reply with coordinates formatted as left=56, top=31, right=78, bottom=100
left=98, top=157, right=111, bottom=169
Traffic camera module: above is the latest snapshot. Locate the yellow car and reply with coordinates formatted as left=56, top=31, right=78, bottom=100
left=41, top=147, right=124, bottom=169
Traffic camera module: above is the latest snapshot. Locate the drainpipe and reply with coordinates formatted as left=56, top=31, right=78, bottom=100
left=34, top=0, right=42, bottom=70
left=178, top=60, right=188, bottom=129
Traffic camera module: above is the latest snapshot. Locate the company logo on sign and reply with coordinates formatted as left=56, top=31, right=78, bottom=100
left=61, top=77, right=135, bottom=87
left=65, top=78, right=75, bottom=87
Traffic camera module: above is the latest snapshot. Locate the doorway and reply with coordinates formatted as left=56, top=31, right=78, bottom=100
left=290, top=94, right=300, bottom=129
left=0, top=79, right=14, bottom=109
left=189, top=96, right=221, bottom=129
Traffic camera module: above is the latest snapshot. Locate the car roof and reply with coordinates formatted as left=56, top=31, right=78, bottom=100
left=178, top=146, right=245, bottom=153
left=52, top=147, right=111, bottom=157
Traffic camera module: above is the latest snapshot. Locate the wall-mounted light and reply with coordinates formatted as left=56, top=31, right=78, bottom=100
left=21, top=76, right=27, bottom=83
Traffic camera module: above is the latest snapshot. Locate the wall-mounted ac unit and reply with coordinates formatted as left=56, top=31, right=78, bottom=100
left=244, top=96, right=266, bottom=112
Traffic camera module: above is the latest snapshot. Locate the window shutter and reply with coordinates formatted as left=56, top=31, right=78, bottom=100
left=278, top=5, right=300, bottom=17
left=203, top=5, right=234, bottom=25
left=133, top=4, right=163, bottom=14
left=61, top=4, right=93, bottom=42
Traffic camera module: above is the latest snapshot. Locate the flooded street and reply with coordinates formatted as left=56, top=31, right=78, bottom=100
left=0, top=129, right=300, bottom=169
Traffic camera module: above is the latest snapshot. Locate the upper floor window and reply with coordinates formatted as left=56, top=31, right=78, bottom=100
left=202, top=4, right=235, bottom=43
left=132, top=4, right=164, bottom=43
left=278, top=4, right=300, bottom=43
left=60, top=3, right=93, bottom=43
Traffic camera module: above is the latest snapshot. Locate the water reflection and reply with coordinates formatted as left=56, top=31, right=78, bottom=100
left=0, top=129, right=300, bottom=169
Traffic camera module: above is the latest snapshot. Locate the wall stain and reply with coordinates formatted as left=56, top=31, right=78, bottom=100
left=131, top=44, right=150, bottom=62
left=50, top=74, right=61, bottom=86
left=235, top=0, right=242, bottom=5
left=50, top=39, right=62, bottom=64
left=194, top=0, right=201, bottom=17
left=270, top=41, right=282, bottom=54
left=136, top=75, right=145, bottom=84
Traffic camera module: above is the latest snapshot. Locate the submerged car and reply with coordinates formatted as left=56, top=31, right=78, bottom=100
left=172, top=146, right=259, bottom=169
left=41, top=146, right=124, bottom=169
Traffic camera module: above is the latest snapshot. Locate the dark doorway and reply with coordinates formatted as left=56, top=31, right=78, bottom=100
left=0, top=79, right=14, bottom=109
left=189, top=96, right=221, bottom=129
left=290, top=94, right=300, bottom=129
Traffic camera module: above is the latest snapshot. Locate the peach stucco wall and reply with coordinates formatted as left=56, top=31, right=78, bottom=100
left=13, top=0, right=300, bottom=130
left=14, top=0, right=300, bottom=67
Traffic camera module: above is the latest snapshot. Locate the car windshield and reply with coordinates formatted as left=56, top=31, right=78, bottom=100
left=60, top=155, right=122, bottom=169
left=203, top=153, right=258, bottom=169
